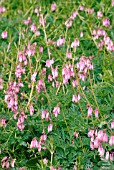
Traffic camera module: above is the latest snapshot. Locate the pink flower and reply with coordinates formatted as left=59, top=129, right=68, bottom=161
left=37, top=141, right=41, bottom=152
left=0, top=118, right=7, bottom=127
left=39, top=46, right=43, bottom=53
left=70, top=11, right=78, bottom=19
left=109, top=136, right=114, bottom=146
left=112, top=0, right=114, bottom=6
left=72, top=94, right=80, bottom=103
left=74, top=131, right=79, bottom=138
left=51, top=2, right=56, bottom=11
left=103, top=18, right=110, bottom=27
left=30, top=138, right=38, bottom=148
left=29, top=104, right=34, bottom=116
left=98, top=145, right=105, bottom=157
left=94, top=108, right=98, bottom=118
left=31, top=72, right=37, bottom=82
left=97, top=130, right=104, bottom=140
left=0, top=6, right=6, bottom=13
left=48, top=124, right=53, bottom=132
left=105, top=151, right=109, bottom=160
left=111, top=121, right=114, bottom=129
left=35, top=30, right=40, bottom=36
left=71, top=39, right=79, bottom=48
left=1, top=31, right=8, bottom=39
left=97, top=11, right=102, bottom=19
left=40, top=134, right=47, bottom=143
left=102, top=133, right=108, bottom=143
left=30, top=24, right=36, bottom=32
left=79, top=6, right=84, bottom=11
left=88, top=130, right=94, bottom=138
left=110, top=153, right=114, bottom=161
left=87, top=107, right=92, bottom=117
left=43, top=158, right=48, bottom=164
left=46, top=58, right=54, bottom=68
left=53, top=105, right=60, bottom=117
left=80, top=32, right=83, bottom=37
left=57, top=37, right=65, bottom=46
left=52, top=67, right=58, bottom=79
left=65, top=19, right=72, bottom=28
left=72, top=80, right=78, bottom=87
left=94, top=138, right=100, bottom=148
left=66, top=52, right=72, bottom=59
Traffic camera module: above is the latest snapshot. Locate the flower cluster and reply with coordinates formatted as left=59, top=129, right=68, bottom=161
left=77, top=56, right=93, bottom=81
left=88, top=129, right=114, bottom=161
left=62, top=63, right=74, bottom=84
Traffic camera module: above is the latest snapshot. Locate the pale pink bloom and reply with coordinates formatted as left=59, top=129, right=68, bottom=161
left=51, top=2, right=56, bottom=11
left=48, top=74, right=53, bottom=82
left=97, top=130, right=104, bottom=140
left=41, top=110, right=47, bottom=119
left=11, top=159, right=15, bottom=168
left=40, top=134, right=47, bottom=143
left=2, top=156, right=8, bottom=162
left=57, top=38, right=65, bottom=46
left=105, top=151, right=109, bottom=160
left=87, top=8, right=94, bottom=14
left=53, top=106, right=60, bottom=117
left=65, top=19, right=72, bottom=28
left=30, top=24, right=36, bottom=32
left=94, top=138, right=99, bottom=148
left=46, top=58, right=54, bottom=68
left=97, top=11, right=102, bottom=19
left=103, top=18, right=110, bottom=27
left=94, top=108, right=98, bottom=118
left=98, top=146, right=105, bottom=157
left=88, top=130, right=94, bottom=138
left=0, top=118, right=7, bottom=127
left=17, top=116, right=25, bottom=131
left=80, top=31, right=83, bottom=37
left=73, top=165, right=77, bottom=170
left=74, top=131, right=78, bottom=138
left=70, top=11, right=78, bottom=19
left=90, top=141, right=94, bottom=150
left=24, top=17, right=32, bottom=25
left=0, top=78, right=3, bottom=89
left=72, top=94, right=80, bottom=103
left=110, top=153, right=114, bottom=161
left=112, top=0, right=114, bottom=6
left=29, top=104, right=34, bottom=116
left=71, top=39, right=79, bottom=48
left=37, top=141, right=41, bottom=152
left=6, top=161, right=10, bottom=169
left=50, top=167, right=56, bottom=170
left=102, top=133, right=108, bottom=143
left=39, top=46, right=43, bottom=53
left=79, top=6, right=84, bottom=11
left=111, top=121, right=114, bottom=129
left=87, top=107, right=92, bottom=117
left=109, top=136, right=114, bottom=146
left=34, top=8, right=39, bottom=14
left=35, top=30, right=40, bottom=36
left=48, top=124, right=53, bottom=132
left=43, top=158, right=48, bottom=164
left=1, top=31, right=8, bottom=39
left=66, top=52, right=72, bottom=59
left=72, top=80, right=78, bottom=87
left=31, top=72, right=37, bottom=82
left=30, top=138, right=38, bottom=148
left=0, top=6, right=6, bottom=13
left=52, top=67, right=58, bottom=79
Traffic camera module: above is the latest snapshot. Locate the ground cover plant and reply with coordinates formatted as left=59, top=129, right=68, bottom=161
left=0, top=0, right=114, bottom=169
